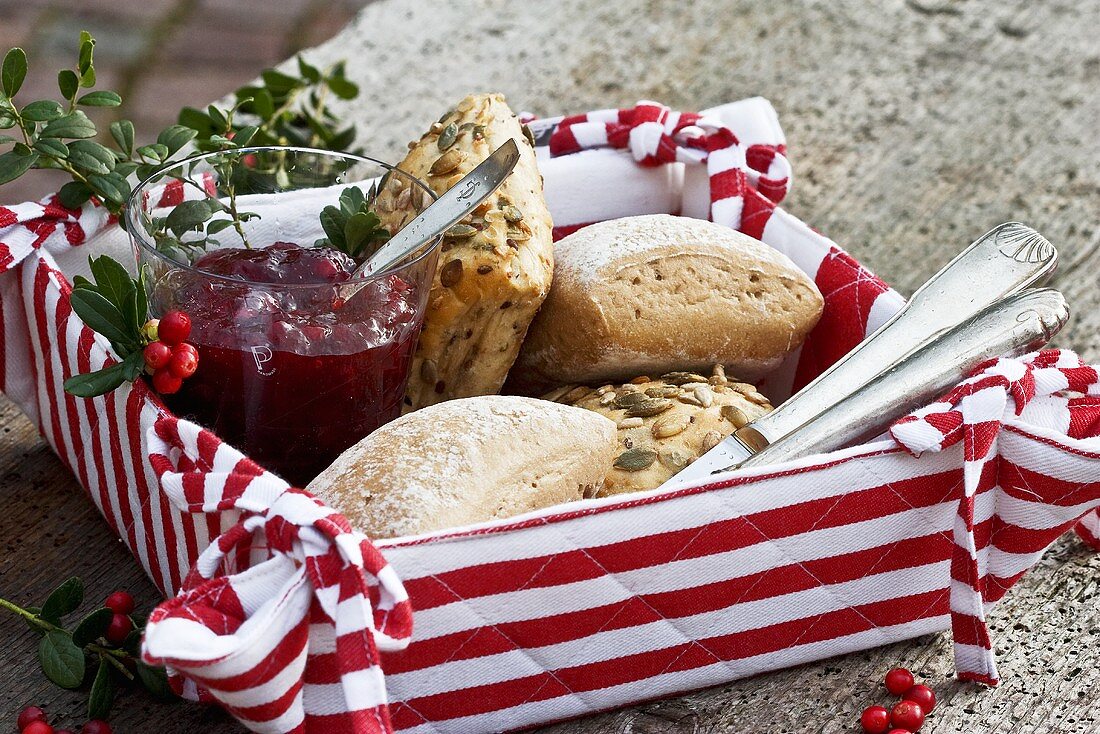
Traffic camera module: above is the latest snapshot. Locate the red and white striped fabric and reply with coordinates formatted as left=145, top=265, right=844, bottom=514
left=890, top=349, right=1100, bottom=685
left=1, top=97, right=1097, bottom=733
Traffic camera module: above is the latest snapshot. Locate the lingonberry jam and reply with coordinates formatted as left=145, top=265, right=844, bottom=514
left=162, top=242, right=422, bottom=485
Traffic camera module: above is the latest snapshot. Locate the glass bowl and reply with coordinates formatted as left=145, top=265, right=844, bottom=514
left=126, top=146, right=440, bottom=485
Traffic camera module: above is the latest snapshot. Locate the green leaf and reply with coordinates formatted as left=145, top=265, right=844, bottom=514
left=77, top=90, right=122, bottom=107
left=121, top=349, right=144, bottom=382
left=0, top=149, right=36, bottom=185
left=33, top=138, right=69, bottom=158
left=329, top=125, right=356, bottom=152
left=177, top=107, right=215, bottom=136
left=232, top=124, right=258, bottom=147
left=57, top=69, right=79, bottom=100
left=88, top=172, right=130, bottom=205
left=2, top=48, right=28, bottom=98
left=40, top=111, right=96, bottom=139
left=344, top=212, right=380, bottom=256
left=318, top=205, right=346, bottom=249
left=137, top=143, right=169, bottom=162
left=69, top=288, right=136, bottom=350
left=165, top=199, right=214, bottom=237
left=78, top=32, right=95, bottom=75
left=122, top=627, right=143, bottom=657
left=0, top=112, right=16, bottom=129
left=205, top=218, right=234, bottom=235
left=88, top=255, right=136, bottom=311
left=40, top=576, right=84, bottom=624
left=80, top=65, right=96, bottom=89
left=64, top=361, right=128, bottom=397
left=339, top=186, right=365, bottom=216
left=88, top=659, right=116, bottom=720
left=261, top=68, right=300, bottom=94
left=58, top=181, right=93, bottom=209
left=136, top=663, right=175, bottom=700
left=71, top=607, right=114, bottom=647
left=251, top=87, right=275, bottom=119
left=156, top=124, right=197, bottom=157
left=297, top=55, right=321, bottom=83
left=38, top=630, right=85, bottom=688
left=22, top=100, right=64, bottom=122
left=327, top=75, right=359, bottom=100
left=66, top=139, right=116, bottom=174
left=23, top=606, right=45, bottom=635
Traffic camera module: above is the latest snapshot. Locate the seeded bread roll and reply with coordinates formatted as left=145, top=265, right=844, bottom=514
left=307, top=395, right=616, bottom=539
left=514, top=214, right=823, bottom=392
left=547, top=366, right=773, bottom=496
left=376, top=93, right=553, bottom=412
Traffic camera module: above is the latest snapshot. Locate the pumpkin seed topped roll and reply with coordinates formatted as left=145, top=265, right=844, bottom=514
left=376, top=93, right=554, bottom=411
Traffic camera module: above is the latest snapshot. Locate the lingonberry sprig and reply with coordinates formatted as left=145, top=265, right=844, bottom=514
left=0, top=577, right=175, bottom=722
left=62, top=255, right=198, bottom=398
left=316, top=185, right=392, bottom=259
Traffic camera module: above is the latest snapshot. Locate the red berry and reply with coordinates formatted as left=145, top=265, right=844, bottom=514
left=167, top=343, right=199, bottom=379
left=885, top=667, right=915, bottom=696
left=22, top=722, right=53, bottom=734
left=890, top=700, right=925, bottom=731
left=81, top=722, right=112, bottom=734
left=158, top=310, right=191, bottom=346
left=143, top=341, right=172, bottom=370
left=18, top=707, right=48, bottom=729
left=904, top=684, right=936, bottom=713
left=104, top=590, right=134, bottom=615
left=105, top=613, right=133, bottom=645
left=55, top=731, right=76, bottom=734
left=860, top=705, right=891, bottom=734
left=886, top=730, right=911, bottom=734
left=152, top=368, right=183, bottom=395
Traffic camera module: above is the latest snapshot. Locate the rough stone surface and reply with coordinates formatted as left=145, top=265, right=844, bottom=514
left=1, top=0, right=1099, bottom=732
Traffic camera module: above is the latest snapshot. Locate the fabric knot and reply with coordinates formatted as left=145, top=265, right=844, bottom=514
left=142, top=415, right=411, bottom=733
left=0, top=194, right=114, bottom=275
left=548, top=100, right=792, bottom=229
left=889, top=349, right=1100, bottom=686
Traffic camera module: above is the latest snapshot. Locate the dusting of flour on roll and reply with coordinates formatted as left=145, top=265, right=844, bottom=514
left=511, top=214, right=823, bottom=392
left=307, top=395, right=616, bottom=539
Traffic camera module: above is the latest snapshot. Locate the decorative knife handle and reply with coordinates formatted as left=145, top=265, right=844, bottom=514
left=746, top=222, right=1057, bottom=447
left=734, top=288, right=1069, bottom=469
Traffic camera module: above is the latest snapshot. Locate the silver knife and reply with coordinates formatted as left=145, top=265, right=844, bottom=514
left=666, top=287, right=1068, bottom=483
left=356, top=139, right=521, bottom=276
left=667, top=223, right=1058, bottom=483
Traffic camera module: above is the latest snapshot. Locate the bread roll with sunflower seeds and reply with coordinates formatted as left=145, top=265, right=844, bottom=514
left=375, top=93, right=553, bottom=412
left=308, top=396, right=616, bottom=539
left=550, top=366, right=773, bottom=496
left=514, top=214, right=822, bottom=392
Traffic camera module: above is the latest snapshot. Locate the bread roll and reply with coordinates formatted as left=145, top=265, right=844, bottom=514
left=307, top=395, right=616, bottom=539
left=376, top=93, right=554, bottom=411
left=546, top=365, right=773, bottom=496
left=514, top=214, right=823, bottom=390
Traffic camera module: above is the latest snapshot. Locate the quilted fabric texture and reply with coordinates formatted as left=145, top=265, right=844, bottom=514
left=0, top=97, right=1096, bottom=733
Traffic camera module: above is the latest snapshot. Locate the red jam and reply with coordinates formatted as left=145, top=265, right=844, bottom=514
left=162, top=242, right=422, bottom=485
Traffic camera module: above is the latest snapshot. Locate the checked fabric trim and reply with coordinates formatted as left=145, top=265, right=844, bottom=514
left=141, top=415, right=413, bottom=733
left=890, top=349, right=1100, bottom=685
left=548, top=100, right=792, bottom=227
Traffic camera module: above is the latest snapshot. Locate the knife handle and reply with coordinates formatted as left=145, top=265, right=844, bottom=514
left=747, top=222, right=1057, bottom=445
left=734, top=288, right=1069, bottom=470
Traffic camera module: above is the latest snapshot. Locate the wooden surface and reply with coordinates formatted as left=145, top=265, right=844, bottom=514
left=2, top=0, right=1100, bottom=731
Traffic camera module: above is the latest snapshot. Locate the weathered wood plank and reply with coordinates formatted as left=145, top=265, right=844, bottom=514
left=2, top=0, right=1099, bottom=731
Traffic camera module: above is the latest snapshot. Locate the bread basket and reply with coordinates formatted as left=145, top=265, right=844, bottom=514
left=1, top=97, right=1097, bottom=734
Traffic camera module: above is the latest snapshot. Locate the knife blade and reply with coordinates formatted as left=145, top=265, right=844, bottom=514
left=665, top=287, right=1068, bottom=484
left=667, top=222, right=1058, bottom=484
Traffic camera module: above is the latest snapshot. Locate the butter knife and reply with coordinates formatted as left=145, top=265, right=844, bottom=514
left=667, top=287, right=1068, bottom=482
left=668, top=223, right=1058, bottom=484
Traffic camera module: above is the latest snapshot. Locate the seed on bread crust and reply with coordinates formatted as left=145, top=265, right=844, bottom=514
left=615, top=447, right=657, bottom=471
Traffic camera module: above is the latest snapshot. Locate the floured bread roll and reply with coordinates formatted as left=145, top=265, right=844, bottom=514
left=376, top=93, right=554, bottom=411
left=546, top=365, right=773, bottom=496
left=307, top=395, right=616, bottom=539
left=514, top=214, right=823, bottom=391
